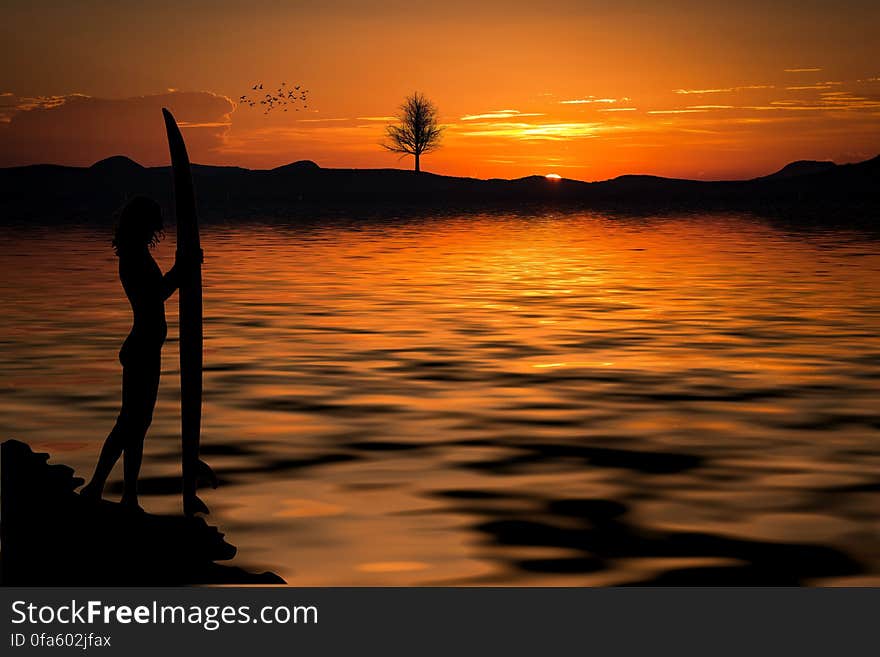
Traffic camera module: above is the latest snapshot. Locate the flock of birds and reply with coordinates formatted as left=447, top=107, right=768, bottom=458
left=239, top=82, right=309, bottom=114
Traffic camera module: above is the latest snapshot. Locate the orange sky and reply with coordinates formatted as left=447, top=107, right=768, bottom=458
left=1, top=0, right=878, bottom=180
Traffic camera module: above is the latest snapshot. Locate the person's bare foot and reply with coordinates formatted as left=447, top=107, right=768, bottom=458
left=79, top=482, right=103, bottom=501
left=120, top=495, right=145, bottom=514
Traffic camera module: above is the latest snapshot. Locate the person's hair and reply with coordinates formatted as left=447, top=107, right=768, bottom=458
left=112, top=196, right=164, bottom=255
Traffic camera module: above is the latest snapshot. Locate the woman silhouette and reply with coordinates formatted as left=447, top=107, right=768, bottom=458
left=81, top=196, right=197, bottom=512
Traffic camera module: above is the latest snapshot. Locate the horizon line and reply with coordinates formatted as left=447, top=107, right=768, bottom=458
left=3, top=152, right=878, bottom=185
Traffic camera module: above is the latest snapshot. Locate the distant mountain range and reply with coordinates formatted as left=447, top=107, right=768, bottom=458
left=1, top=154, right=877, bottom=222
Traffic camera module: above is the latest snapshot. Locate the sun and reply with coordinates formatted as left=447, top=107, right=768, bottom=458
left=545, top=173, right=562, bottom=180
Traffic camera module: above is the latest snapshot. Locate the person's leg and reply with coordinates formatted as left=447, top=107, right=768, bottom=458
left=82, top=357, right=136, bottom=499
left=120, top=353, right=160, bottom=510
left=81, top=421, right=126, bottom=499
left=120, top=431, right=145, bottom=510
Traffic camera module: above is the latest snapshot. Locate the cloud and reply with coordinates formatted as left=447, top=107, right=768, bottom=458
left=784, top=67, right=822, bottom=73
left=0, top=93, right=83, bottom=123
left=646, top=85, right=880, bottom=120
left=460, top=109, right=545, bottom=120
left=648, top=109, right=709, bottom=114
left=559, top=96, right=630, bottom=104
left=0, top=91, right=234, bottom=166
left=765, top=94, right=880, bottom=111
left=785, top=82, right=843, bottom=90
left=457, top=121, right=612, bottom=140
left=356, top=116, right=397, bottom=121
left=674, top=85, right=774, bottom=95
left=598, top=107, right=638, bottom=112
left=674, top=88, right=733, bottom=95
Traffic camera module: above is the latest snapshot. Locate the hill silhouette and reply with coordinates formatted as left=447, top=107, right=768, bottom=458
left=0, top=154, right=877, bottom=221
left=758, top=160, right=837, bottom=180
left=90, top=155, right=146, bottom=173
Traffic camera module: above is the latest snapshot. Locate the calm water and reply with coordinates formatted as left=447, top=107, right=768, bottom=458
left=2, top=211, right=879, bottom=585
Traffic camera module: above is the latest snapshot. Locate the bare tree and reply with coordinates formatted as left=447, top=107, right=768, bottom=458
left=383, top=92, right=443, bottom=172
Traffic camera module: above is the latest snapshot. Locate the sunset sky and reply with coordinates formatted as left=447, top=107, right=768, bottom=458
left=1, top=0, right=878, bottom=180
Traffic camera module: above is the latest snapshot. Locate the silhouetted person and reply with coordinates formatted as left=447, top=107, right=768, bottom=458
left=80, top=196, right=198, bottom=512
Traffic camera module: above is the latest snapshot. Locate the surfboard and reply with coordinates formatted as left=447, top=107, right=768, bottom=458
left=162, top=108, right=217, bottom=516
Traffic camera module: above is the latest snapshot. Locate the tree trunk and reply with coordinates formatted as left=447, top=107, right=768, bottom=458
left=414, top=152, right=420, bottom=173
